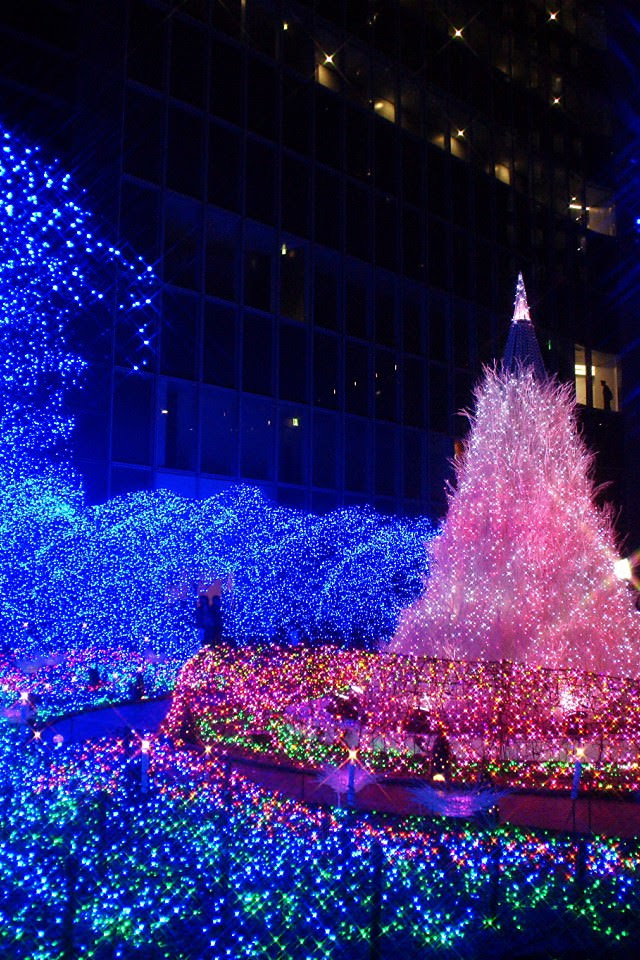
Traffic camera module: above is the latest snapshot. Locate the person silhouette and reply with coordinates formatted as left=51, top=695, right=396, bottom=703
left=601, top=380, right=613, bottom=411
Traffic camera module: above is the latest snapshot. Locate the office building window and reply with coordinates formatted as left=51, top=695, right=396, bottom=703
left=205, top=222, right=237, bottom=303
left=346, top=341, right=370, bottom=416
left=345, top=262, right=369, bottom=339
left=170, top=18, right=206, bottom=106
left=210, top=40, right=244, bottom=124
left=312, top=412, right=338, bottom=488
left=313, top=333, right=339, bottom=408
left=346, top=182, right=371, bottom=259
left=201, top=387, right=238, bottom=475
left=279, top=406, right=306, bottom=485
left=243, top=313, right=273, bottom=395
left=315, top=168, right=342, bottom=250
left=247, top=56, right=278, bottom=138
left=403, top=429, right=423, bottom=500
left=280, top=244, right=306, bottom=323
left=346, top=106, right=370, bottom=181
left=575, top=346, right=620, bottom=412
left=282, top=154, right=310, bottom=237
left=402, top=288, right=422, bottom=355
left=279, top=324, right=307, bottom=403
left=112, top=374, right=153, bottom=466
left=403, top=357, right=425, bottom=428
left=429, top=363, right=449, bottom=432
left=345, top=417, right=370, bottom=492
left=161, top=290, right=198, bottom=380
left=164, top=194, right=202, bottom=290
left=244, top=246, right=272, bottom=312
left=246, top=140, right=277, bottom=224
left=375, top=349, right=398, bottom=421
left=283, top=80, right=313, bottom=153
left=127, top=0, right=166, bottom=90
left=120, top=180, right=161, bottom=263
left=203, top=301, right=236, bottom=388
left=208, top=122, right=243, bottom=212
left=375, top=423, right=397, bottom=497
left=316, top=88, right=342, bottom=168
left=157, top=379, right=197, bottom=471
left=314, top=254, right=339, bottom=330
left=123, top=88, right=164, bottom=183
left=167, top=106, right=204, bottom=198
left=374, top=274, right=396, bottom=346
left=241, top=396, right=275, bottom=480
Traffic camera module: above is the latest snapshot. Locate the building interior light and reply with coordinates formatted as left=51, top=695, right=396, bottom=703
left=614, top=557, right=633, bottom=582
left=453, top=28, right=463, bottom=38
left=324, top=53, right=334, bottom=65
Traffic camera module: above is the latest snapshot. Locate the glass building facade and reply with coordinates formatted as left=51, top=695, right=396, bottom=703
left=0, top=0, right=632, bottom=526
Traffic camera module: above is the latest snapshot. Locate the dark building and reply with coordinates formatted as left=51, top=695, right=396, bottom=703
left=0, top=1, right=636, bottom=535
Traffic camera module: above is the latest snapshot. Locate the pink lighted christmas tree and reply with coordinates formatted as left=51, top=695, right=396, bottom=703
left=391, top=274, right=640, bottom=677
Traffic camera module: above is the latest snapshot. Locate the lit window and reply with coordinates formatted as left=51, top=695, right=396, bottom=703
left=574, top=345, right=620, bottom=411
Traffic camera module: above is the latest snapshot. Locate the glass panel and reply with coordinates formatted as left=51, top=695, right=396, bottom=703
left=120, top=181, right=161, bottom=263
left=345, top=341, right=370, bottom=416
left=375, top=349, right=398, bottom=421
left=242, top=313, right=273, bottom=395
left=375, top=423, right=396, bottom=496
left=402, top=287, right=422, bottom=354
left=345, top=417, right=369, bottom=492
left=279, top=406, right=306, bottom=484
left=208, top=122, right=242, bottom=211
left=312, top=412, right=338, bottom=488
left=374, top=274, right=396, bottom=346
left=205, top=211, right=238, bottom=301
left=170, top=18, right=206, bottom=106
left=282, top=81, right=313, bottom=152
left=127, top=0, right=165, bottom=89
left=161, top=290, right=198, bottom=379
left=315, top=167, right=342, bottom=249
left=201, top=387, right=238, bottom=475
left=167, top=107, right=204, bottom=198
left=403, top=357, right=424, bottom=428
left=123, top=89, right=164, bottom=182
left=346, top=182, right=371, bottom=259
left=246, top=140, right=276, bottom=224
left=313, top=333, right=339, bottom=408
left=282, top=154, right=310, bottom=236
left=210, top=39, right=244, bottom=124
left=244, top=247, right=272, bottom=312
left=279, top=325, right=307, bottom=402
left=240, top=396, right=275, bottom=480
left=403, top=429, right=423, bottom=500
left=429, top=363, right=449, bottom=433
left=345, top=262, right=369, bottom=338
left=112, top=374, right=152, bottom=465
left=164, top=194, right=201, bottom=290
left=280, top=244, right=306, bottom=323
left=314, top=254, right=339, bottom=330
left=315, top=88, right=342, bottom=168
left=247, top=57, right=278, bottom=138
left=203, top=302, right=236, bottom=388
left=157, top=379, right=197, bottom=470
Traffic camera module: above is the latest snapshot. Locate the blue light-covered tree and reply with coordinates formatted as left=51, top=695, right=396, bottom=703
left=0, top=123, right=156, bottom=648
left=0, top=121, right=434, bottom=657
